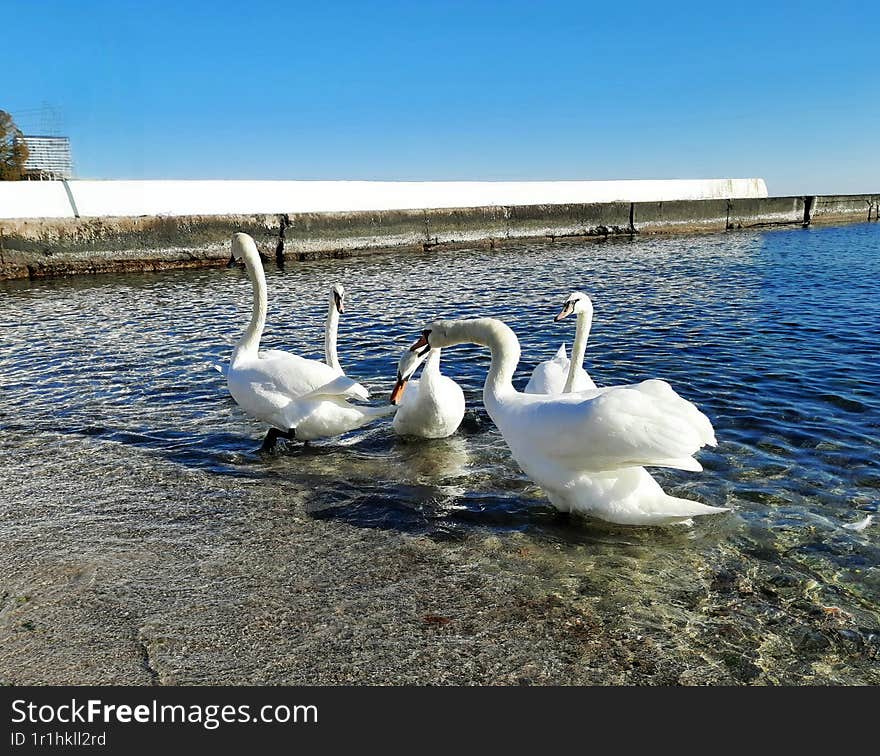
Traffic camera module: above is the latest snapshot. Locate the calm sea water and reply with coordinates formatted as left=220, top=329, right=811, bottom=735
left=1, top=222, right=878, bottom=682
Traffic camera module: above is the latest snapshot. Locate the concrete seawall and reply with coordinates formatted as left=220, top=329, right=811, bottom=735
left=1, top=191, right=876, bottom=281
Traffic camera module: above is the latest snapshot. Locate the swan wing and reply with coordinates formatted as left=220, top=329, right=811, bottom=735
left=295, top=374, right=371, bottom=402
left=508, top=382, right=714, bottom=472
left=254, top=350, right=353, bottom=398
left=628, top=379, right=716, bottom=446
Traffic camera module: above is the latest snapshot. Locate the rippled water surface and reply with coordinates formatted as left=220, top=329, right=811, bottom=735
left=1, top=222, right=878, bottom=684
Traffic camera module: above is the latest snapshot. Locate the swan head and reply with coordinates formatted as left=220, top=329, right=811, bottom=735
left=331, top=283, right=346, bottom=314
left=554, top=291, right=592, bottom=322
left=409, top=319, right=456, bottom=352
left=389, top=339, right=430, bottom=405
left=228, top=232, right=258, bottom=267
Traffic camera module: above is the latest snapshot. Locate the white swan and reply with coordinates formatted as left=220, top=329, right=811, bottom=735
left=215, top=282, right=345, bottom=380
left=225, top=233, right=394, bottom=448
left=524, top=292, right=596, bottom=394
left=407, top=317, right=726, bottom=525
left=548, top=292, right=718, bottom=525
left=390, top=343, right=465, bottom=438
left=324, top=283, right=345, bottom=373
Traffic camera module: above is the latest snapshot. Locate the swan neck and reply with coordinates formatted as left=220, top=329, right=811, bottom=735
left=324, top=298, right=341, bottom=372
left=446, top=319, right=519, bottom=399
left=424, top=348, right=441, bottom=374
left=564, top=309, right=592, bottom=393
left=419, top=349, right=442, bottom=392
left=234, top=247, right=267, bottom=360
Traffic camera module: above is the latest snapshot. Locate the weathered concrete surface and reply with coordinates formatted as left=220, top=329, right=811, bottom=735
left=507, top=202, right=631, bottom=239
left=0, top=215, right=279, bottom=279
left=727, top=196, right=806, bottom=229
left=810, top=194, right=878, bottom=225
left=425, top=206, right=508, bottom=245
left=1, top=194, right=877, bottom=281
left=286, top=209, right=428, bottom=258
left=633, top=199, right=729, bottom=234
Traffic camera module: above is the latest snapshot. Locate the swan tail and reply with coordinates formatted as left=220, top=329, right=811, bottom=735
left=282, top=397, right=392, bottom=433
left=557, top=467, right=729, bottom=526
left=360, top=404, right=398, bottom=419
left=647, top=456, right=704, bottom=473
left=655, top=495, right=729, bottom=523
left=326, top=402, right=397, bottom=433
left=554, top=343, right=567, bottom=361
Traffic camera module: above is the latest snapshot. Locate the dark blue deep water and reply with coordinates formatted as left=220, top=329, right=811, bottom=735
left=1, top=222, right=878, bottom=683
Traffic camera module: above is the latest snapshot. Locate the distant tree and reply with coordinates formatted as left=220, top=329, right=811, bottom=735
left=0, top=110, right=29, bottom=180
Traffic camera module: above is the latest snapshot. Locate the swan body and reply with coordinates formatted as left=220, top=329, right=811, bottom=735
left=524, top=343, right=575, bottom=394
left=412, top=317, right=725, bottom=525
left=225, top=233, right=394, bottom=445
left=542, top=290, right=718, bottom=524
left=525, top=293, right=596, bottom=394
left=390, top=346, right=465, bottom=438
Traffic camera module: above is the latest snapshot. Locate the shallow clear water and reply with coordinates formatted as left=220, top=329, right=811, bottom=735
left=1, top=222, right=878, bottom=683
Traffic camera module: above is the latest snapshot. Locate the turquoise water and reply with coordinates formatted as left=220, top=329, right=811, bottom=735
left=1, top=222, right=878, bottom=683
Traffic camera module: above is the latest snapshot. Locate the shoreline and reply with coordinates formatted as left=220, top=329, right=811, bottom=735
left=1, top=193, right=877, bottom=281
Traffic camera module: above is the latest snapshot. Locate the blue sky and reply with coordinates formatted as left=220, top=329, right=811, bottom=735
left=5, top=0, right=878, bottom=195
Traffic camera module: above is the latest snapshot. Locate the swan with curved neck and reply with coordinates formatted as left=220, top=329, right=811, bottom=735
left=225, top=233, right=394, bottom=448
left=410, top=317, right=725, bottom=525
left=524, top=292, right=596, bottom=394
left=389, top=343, right=465, bottom=438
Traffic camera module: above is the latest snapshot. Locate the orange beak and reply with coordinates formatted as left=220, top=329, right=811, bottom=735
left=390, top=377, right=408, bottom=405
left=554, top=302, right=574, bottom=322
left=410, top=333, right=429, bottom=352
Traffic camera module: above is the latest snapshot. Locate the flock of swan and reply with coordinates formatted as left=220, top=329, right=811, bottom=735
left=224, top=232, right=728, bottom=526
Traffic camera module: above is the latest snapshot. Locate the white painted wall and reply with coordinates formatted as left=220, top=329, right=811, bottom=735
left=0, top=181, right=75, bottom=219
left=1, top=178, right=768, bottom=219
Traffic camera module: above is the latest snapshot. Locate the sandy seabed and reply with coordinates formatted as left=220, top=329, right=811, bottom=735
left=2, top=430, right=877, bottom=686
